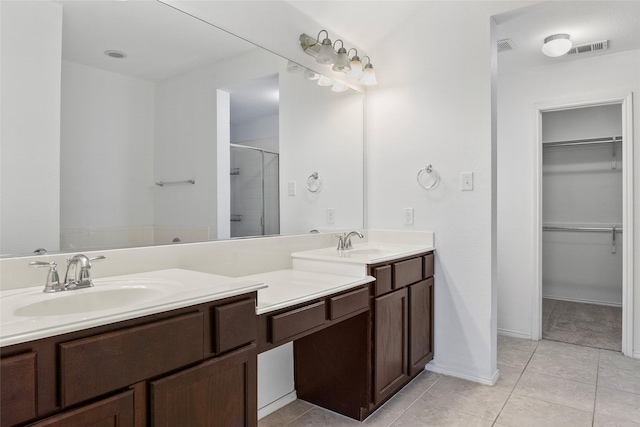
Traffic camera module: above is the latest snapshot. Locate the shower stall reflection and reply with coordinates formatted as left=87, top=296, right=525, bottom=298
left=230, top=144, right=280, bottom=238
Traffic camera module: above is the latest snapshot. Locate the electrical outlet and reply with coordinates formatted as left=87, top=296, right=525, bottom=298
left=327, top=208, right=335, bottom=224
left=288, top=181, right=296, bottom=196
left=461, top=172, right=473, bottom=191
left=404, top=208, right=414, bottom=225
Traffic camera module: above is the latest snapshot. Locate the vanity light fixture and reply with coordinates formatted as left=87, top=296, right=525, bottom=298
left=359, top=56, right=377, bottom=86
left=542, top=34, right=572, bottom=57
left=299, top=30, right=378, bottom=85
left=346, top=49, right=363, bottom=79
left=317, top=75, right=333, bottom=87
left=332, top=40, right=351, bottom=73
left=303, top=68, right=320, bottom=80
left=331, top=81, right=349, bottom=92
left=286, top=60, right=303, bottom=73
left=316, top=30, right=336, bottom=64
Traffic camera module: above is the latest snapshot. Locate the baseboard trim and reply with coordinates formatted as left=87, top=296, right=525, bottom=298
left=257, top=390, right=297, bottom=420
left=498, top=328, right=532, bottom=339
left=543, top=295, right=622, bottom=308
left=425, top=361, right=499, bottom=386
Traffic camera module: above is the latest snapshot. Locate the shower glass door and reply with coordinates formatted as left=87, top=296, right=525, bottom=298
left=230, top=145, right=279, bottom=238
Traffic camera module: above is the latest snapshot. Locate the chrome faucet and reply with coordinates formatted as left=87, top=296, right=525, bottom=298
left=336, top=231, right=364, bottom=250
left=30, top=254, right=105, bottom=293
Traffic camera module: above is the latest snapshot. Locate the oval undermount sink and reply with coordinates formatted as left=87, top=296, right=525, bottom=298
left=13, top=281, right=172, bottom=317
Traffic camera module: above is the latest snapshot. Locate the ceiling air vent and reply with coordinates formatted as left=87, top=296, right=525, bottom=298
left=497, top=38, right=516, bottom=53
left=567, top=40, right=609, bottom=55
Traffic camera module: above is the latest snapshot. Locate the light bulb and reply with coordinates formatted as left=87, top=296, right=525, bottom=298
left=331, top=82, right=348, bottom=92
left=317, top=75, right=333, bottom=87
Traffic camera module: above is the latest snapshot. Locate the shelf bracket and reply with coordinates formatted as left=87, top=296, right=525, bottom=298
left=611, top=139, right=617, bottom=169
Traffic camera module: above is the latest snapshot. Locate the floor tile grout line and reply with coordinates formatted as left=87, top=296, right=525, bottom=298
left=492, top=340, right=539, bottom=425
left=382, top=374, right=444, bottom=427
left=592, top=350, right=601, bottom=427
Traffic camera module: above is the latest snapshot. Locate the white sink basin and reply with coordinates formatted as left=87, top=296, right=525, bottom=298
left=291, top=243, right=434, bottom=276
left=13, top=281, right=171, bottom=317
left=1, top=269, right=266, bottom=348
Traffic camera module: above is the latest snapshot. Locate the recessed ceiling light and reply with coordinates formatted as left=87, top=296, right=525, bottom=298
left=104, top=50, right=127, bottom=59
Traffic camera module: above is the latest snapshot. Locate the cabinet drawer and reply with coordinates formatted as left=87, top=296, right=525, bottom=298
left=329, top=287, right=370, bottom=320
left=60, top=312, right=204, bottom=407
left=213, top=298, right=257, bottom=354
left=270, top=301, right=326, bottom=343
left=423, top=253, right=434, bottom=278
left=1, top=352, right=37, bottom=427
left=393, top=257, right=423, bottom=288
left=373, top=264, right=392, bottom=296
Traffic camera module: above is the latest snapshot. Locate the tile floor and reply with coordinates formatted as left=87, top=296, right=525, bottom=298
left=258, top=337, right=640, bottom=426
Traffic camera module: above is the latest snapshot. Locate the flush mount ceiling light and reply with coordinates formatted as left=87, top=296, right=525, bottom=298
left=104, top=50, right=127, bottom=59
left=299, top=30, right=377, bottom=85
left=542, top=34, right=572, bottom=57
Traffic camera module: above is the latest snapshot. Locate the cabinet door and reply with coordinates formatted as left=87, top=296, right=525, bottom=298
left=150, top=344, right=257, bottom=427
left=1, top=352, right=37, bottom=427
left=373, top=288, right=408, bottom=405
left=28, top=390, right=134, bottom=427
left=408, top=278, right=434, bottom=377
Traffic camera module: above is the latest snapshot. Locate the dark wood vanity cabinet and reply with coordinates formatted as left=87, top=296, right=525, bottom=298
left=0, top=293, right=258, bottom=427
left=293, top=251, right=435, bottom=421
left=370, top=251, right=434, bottom=408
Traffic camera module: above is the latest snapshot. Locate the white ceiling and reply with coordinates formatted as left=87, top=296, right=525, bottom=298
left=286, top=1, right=640, bottom=74
left=495, top=1, right=640, bottom=74
left=55, top=0, right=258, bottom=82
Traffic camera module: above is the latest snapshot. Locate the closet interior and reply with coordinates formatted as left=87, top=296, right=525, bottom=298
left=541, top=104, right=623, bottom=351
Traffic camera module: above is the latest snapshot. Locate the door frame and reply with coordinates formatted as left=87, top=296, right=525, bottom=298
left=532, top=93, right=634, bottom=356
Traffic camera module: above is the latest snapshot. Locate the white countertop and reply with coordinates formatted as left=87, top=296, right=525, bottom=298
left=239, top=269, right=375, bottom=315
left=0, top=269, right=266, bottom=347
left=291, top=243, right=434, bottom=265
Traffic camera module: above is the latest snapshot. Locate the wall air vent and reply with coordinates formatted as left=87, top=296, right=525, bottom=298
left=497, top=38, right=516, bottom=53
left=567, top=40, right=609, bottom=55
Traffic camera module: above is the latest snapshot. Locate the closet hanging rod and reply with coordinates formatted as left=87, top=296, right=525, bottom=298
left=543, top=225, right=622, bottom=233
left=543, top=136, right=622, bottom=148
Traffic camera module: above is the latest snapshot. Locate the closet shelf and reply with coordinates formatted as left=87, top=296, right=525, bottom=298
left=543, top=136, right=622, bottom=169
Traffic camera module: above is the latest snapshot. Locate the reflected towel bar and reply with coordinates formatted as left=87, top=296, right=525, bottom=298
left=155, top=179, right=196, bottom=187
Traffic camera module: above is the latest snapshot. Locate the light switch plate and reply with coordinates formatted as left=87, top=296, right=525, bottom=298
left=461, top=172, right=473, bottom=191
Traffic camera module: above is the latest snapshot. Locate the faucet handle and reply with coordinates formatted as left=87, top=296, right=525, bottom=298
left=89, top=256, right=106, bottom=262
left=29, top=261, right=61, bottom=293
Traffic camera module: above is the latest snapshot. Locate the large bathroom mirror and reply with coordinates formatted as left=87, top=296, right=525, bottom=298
left=0, top=0, right=364, bottom=257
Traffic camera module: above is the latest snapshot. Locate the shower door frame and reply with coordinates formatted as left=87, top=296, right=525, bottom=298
left=230, top=143, right=280, bottom=238
left=532, top=93, right=634, bottom=357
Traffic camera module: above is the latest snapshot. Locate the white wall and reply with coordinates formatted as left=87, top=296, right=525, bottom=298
left=365, top=1, right=530, bottom=384
left=231, top=115, right=279, bottom=144
left=0, top=1, right=62, bottom=256
left=279, top=74, right=364, bottom=235
left=60, top=61, right=155, bottom=230
left=542, top=105, right=623, bottom=306
left=497, top=50, right=640, bottom=353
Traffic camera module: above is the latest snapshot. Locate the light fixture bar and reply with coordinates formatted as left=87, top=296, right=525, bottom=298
left=299, top=33, right=320, bottom=58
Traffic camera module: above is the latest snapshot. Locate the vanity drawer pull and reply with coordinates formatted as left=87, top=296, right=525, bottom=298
left=60, top=312, right=204, bottom=407
left=1, top=352, right=37, bottom=427
left=423, top=253, right=434, bottom=278
left=329, top=287, right=370, bottom=320
left=393, top=257, right=423, bottom=289
left=373, top=264, right=392, bottom=296
left=270, top=301, right=326, bottom=343
left=213, top=298, right=257, bottom=354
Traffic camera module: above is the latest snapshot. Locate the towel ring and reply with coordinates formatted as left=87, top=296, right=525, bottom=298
left=306, top=172, right=322, bottom=193
left=417, top=165, right=440, bottom=190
